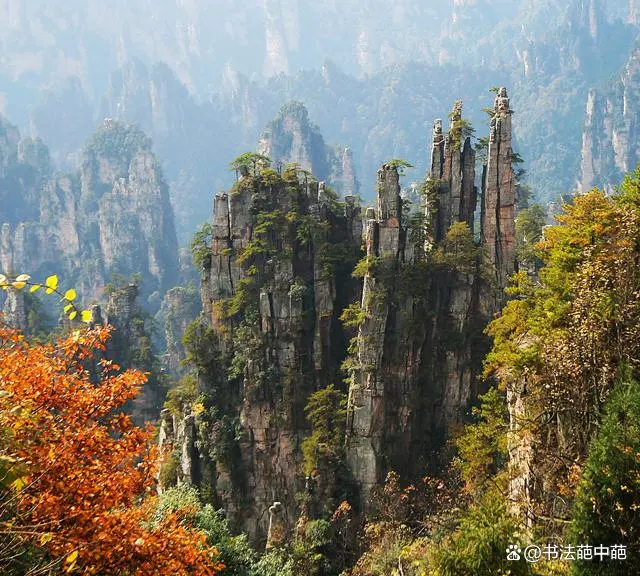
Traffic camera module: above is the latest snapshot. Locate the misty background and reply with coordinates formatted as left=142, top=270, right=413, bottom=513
left=2, top=0, right=639, bottom=240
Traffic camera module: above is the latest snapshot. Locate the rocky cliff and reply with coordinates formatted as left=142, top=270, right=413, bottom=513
left=165, top=89, right=517, bottom=544
left=102, top=283, right=163, bottom=424
left=345, top=92, right=516, bottom=500
left=1, top=115, right=179, bottom=426
left=579, top=42, right=640, bottom=192
left=0, top=116, right=178, bottom=310
left=163, top=161, right=362, bottom=543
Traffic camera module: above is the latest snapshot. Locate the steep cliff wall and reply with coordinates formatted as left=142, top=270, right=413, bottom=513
left=171, top=163, right=362, bottom=544
left=165, top=90, right=518, bottom=543
left=579, top=43, right=640, bottom=192
left=103, top=284, right=163, bottom=424
left=345, top=92, right=516, bottom=500
left=482, top=87, right=516, bottom=290
left=0, top=117, right=179, bottom=310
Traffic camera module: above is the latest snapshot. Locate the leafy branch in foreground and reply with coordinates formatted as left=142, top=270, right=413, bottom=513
left=0, top=273, right=92, bottom=323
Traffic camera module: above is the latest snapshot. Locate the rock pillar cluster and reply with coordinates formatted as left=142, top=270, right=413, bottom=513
left=428, top=103, right=477, bottom=243
left=345, top=89, right=517, bottom=502
left=194, top=169, right=362, bottom=544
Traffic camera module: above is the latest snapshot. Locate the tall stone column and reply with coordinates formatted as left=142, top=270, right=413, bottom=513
left=346, top=164, right=402, bottom=499
left=482, top=87, right=516, bottom=290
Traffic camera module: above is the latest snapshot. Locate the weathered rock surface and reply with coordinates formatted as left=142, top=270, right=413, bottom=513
left=0, top=116, right=179, bottom=311
left=101, top=283, right=164, bottom=424
left=579, top=44, right=640, bottom=192
left=1, top=287, right=26, bottom=331
left=482, top=87, right=516, bottom=290
left=346, top=92, right=517, bottom=502
left=166, top=90, right=519, bottom=542
left=179, top=166, right=362, bottom=544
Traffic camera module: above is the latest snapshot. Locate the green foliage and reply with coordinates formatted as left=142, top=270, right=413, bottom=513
left=516, top=204, right=547, bottom=271
left=155, top=486, right=257, bottom=576
left=352, top=255, right=377, bottom=278
left=301, top=385, right=347, bottom=476
left=475, top=136, right=490, bottom=163
left=227, top=320, right=264, bottom=382
left=295, top=214, right=328, bottom=247
left=454, top=388, right=509, bottom=492
left=434, top=222, right=481, bottom=274
left=448, top=101, right=475, bottom=151
left=230, top=152, right=272, bottom=178
left=182, top=318, right=217, bottom=372
left=286, top=519, right=335, bottom=576
left=24, top=291, right=54, bottom=341
left=252, top=548, right=295, bottom=576
left=570, top=377, right=640, bottom=574
left=340, top=303, right=368, bottom=329
left=191, top=222, right=213, bottom=271
left=429, top=492, right=530, bottom=576
left=159, top=449, right=180, bottom=487
left=225, top=277, right=258, bottom=319
left=406, top=210, right=431, bottom=256
left=485, top=167, right=640, bottom=535
left=385, top=158, right=414, bottom=176
left=86, top=120, right=151, bottom=164
left=418, top=176, right=440, bottom=219
left=165, top=374, right=199, bottom=417
left=350, top=522, right=413, bottom=576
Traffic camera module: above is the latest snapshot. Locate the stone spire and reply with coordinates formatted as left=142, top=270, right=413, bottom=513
left=428, top=102, right=477, bottom=243
left=341, top=147, right=359, bottom=197
left=346, top=163, right=403, bottom=498
left=482, top=87, right=516, bottom=290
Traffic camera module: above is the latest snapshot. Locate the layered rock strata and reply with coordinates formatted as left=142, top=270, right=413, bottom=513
left=345, top=91, right=517, bottom=500
left=172, top=166, right=362, bottom=544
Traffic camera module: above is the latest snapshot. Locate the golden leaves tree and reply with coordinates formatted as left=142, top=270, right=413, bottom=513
left=0, top=276, right=224, bottom=575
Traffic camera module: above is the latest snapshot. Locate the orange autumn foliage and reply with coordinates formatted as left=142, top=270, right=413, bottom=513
left=0, top=324, right=224, bottom=575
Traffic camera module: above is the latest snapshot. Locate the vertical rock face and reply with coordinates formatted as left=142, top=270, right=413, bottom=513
left=192, top=166, right=362, bottom=544
left=169, top=91, right=519, bottom=538
left=429, top=103, right=477, bottom=243
left=0, top=117, right=179, bottom=313
left=482, top=87, right=516, bottom=290
left=80, top=120, right=179, bottom=302
left=2, top=287, right=26, bottom=331
left=579, top=45, right=640, bottom=193
left=103, top=284, right=163, bottom=424
left=157, top=284, right=202, bottom=377
left=345, top=93, right=517, bottom=503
